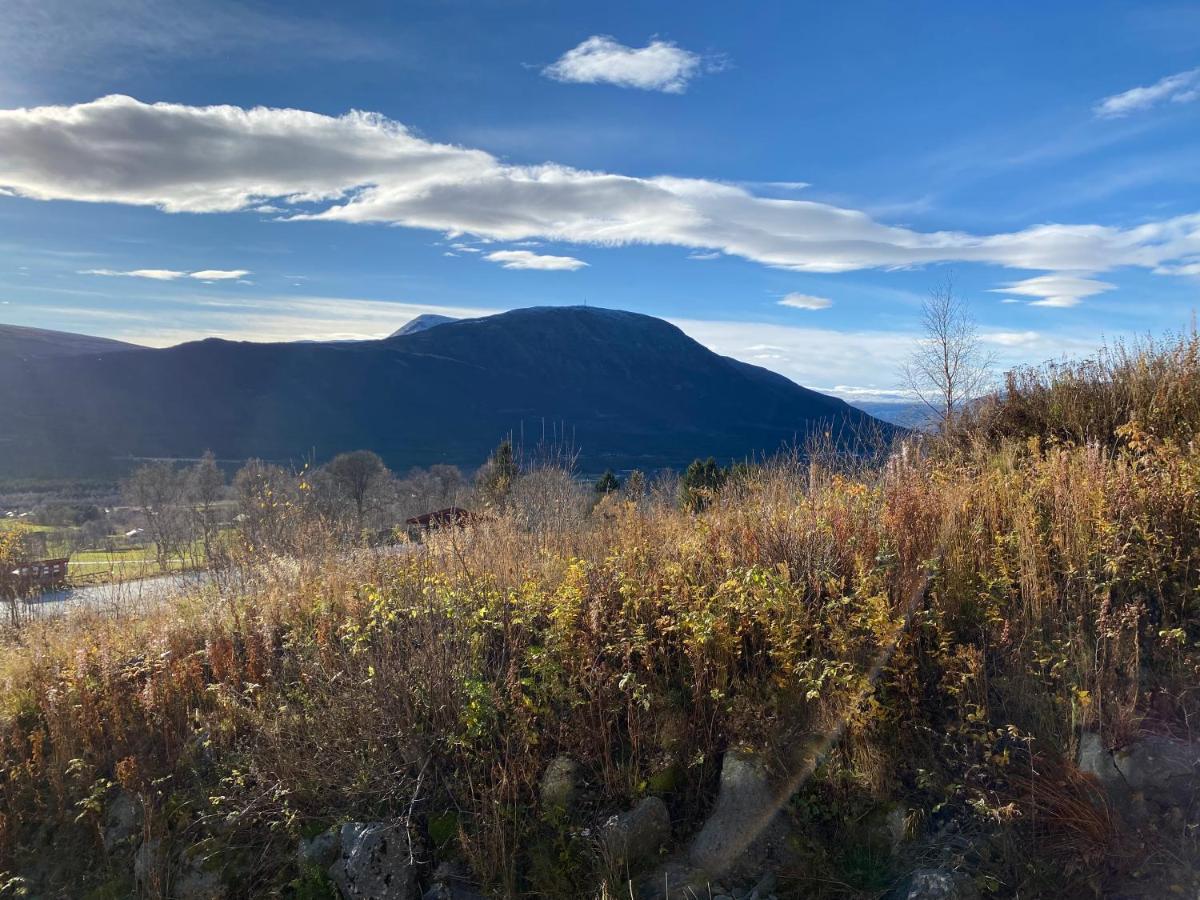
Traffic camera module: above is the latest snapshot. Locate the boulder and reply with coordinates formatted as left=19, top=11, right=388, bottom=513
left=601, top=797, right=671, bottom=872
left=539, top=755, right=580, bottom=816
left=689, top=752, right=788, bottom=877
left=329, top=822, right=419, bottom=900
left=1079, top=732, right=1200, bottom=813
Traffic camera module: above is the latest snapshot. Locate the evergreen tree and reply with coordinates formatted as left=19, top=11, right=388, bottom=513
left=593, top=469, right=620, bottom=495
left=477, top=439, right=519, bottom=509
left=680, top=457, right=727, bottom=512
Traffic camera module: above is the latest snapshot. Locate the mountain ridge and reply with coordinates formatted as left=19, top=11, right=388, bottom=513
left=0, top=306, right=893, bottom=477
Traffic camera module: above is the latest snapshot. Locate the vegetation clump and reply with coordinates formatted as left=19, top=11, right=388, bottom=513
left=3, top=330, right=1200, bottom=897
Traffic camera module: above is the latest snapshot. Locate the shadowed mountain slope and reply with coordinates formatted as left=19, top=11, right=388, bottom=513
left=0, top=306, right=892, bottom=477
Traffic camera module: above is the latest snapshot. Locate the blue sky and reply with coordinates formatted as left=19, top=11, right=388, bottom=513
left=1, top=0, right=1198, bottom=400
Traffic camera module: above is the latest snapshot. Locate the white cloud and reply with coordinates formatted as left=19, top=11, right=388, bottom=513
left=670, top=317, right=1105, bottom=398
left=981, top=330, right=1041, bottom=347
left=82, top=267, right=187, bottom=280
left=188, top=269, right=250, bottom=280
left=5, top=96, right=1200, bottom=299
left=80, top=266, right=249, bottom=281
left=542, top=36, right=707, bottom=93
left=778, top=292, right=832, bottom=310
left=687, top=250, right=721, bottom=260
left=989, top=274, right=1116, bottom=308
left=483, top=249, right=587, bottom=271
left=1095, top=68, right=1200, bottom=118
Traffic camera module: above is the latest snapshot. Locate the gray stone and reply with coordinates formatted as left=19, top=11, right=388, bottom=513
left=601, top=797, right=671, bottom=872
left=329, top=822, right=418, bottom=900
left=103, top=790, right=142, bottom=852
left=298, top=826, right=341, bottom=869
left=905, top=868, right=978, bottom=900
left=539, top=755, right=580, bottom=816
left=1114, top=735, right=1200, bottom=803
left=1079, top=732, right=1200, bottom=812
left=689, top=752, right=786, bottom=876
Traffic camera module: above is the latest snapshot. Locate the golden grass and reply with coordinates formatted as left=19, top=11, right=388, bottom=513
left=3, top=332, right=1200, bottom=896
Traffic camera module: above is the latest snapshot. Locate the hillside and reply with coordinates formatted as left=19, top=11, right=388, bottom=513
left=0, top=323, right=139, bottom=365
left=0, top=306, right=890, bottom=477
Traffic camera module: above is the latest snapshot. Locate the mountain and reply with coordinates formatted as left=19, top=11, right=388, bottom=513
left=0, top=323, right=139, bottom=365
left=848, top=400, right=932, bottom=429
left=0, top=306, right=893, bottom=478
left=389, top=314, right=459, bottom=337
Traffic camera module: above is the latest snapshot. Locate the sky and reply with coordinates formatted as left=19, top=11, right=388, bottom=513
left=1, top=0, right=1198, bottom=402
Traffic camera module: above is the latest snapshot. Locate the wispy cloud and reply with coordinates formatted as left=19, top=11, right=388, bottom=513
left=483, top=250, right=587, bottom=271
left=989, top=274, right=1116, bottom=308
left=1095, top=67, right=1200, bottom=118
left=13, top=294, right=500, bottom=346
left=81, top=267, right=250, bottom=281
left=4, top=96, right=1200, bottom=298
left=777, top=293, right=832, bottom=310
left=981, top=330, right=1041, bottom=347
left=542, top=35, right=716, bottom=93
left=669, top=318, right=1102, bottom=398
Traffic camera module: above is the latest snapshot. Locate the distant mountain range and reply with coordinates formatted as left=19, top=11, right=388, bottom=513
left=846, top=399, right=931, bottom=429
left=0, top=307, right=895, bottom=478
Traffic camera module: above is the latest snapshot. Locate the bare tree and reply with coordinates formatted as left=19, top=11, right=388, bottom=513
left=186, top=450, right=225, bottom=563
left=325, top=450, right=389, bottom=531
left=122, top=462, right=189, bottom=570
left=902, top=276, right=996, bottom=430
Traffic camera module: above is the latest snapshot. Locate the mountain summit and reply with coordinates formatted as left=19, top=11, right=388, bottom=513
left=388, top=313, right=459, bottom=338
left=0, top=306, right=890, bottom=477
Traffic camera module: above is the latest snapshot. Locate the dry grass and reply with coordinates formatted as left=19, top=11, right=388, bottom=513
left=3, top=334, right=1200, bottom=897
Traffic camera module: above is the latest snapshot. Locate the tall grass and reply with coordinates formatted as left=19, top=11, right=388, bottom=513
left=3, top=335, right=1200, bottom=897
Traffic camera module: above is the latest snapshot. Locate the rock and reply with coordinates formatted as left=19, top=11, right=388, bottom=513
left=904, top=868, right=978, bottom=899
left=329, top=822, right=418, bottom=900
left=1079, top=732, right=1200, bottom=814
left=539, top=755, right=580, bottom=816
left=1114, top=735, right=1200, bottom=804
left=298, top=826, right=341, bottom=869
left=103, top=790, right=142, bottom=852
left=601, top=797, right=671, bottom=872
left=689, top=752, right=787, bottom=877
